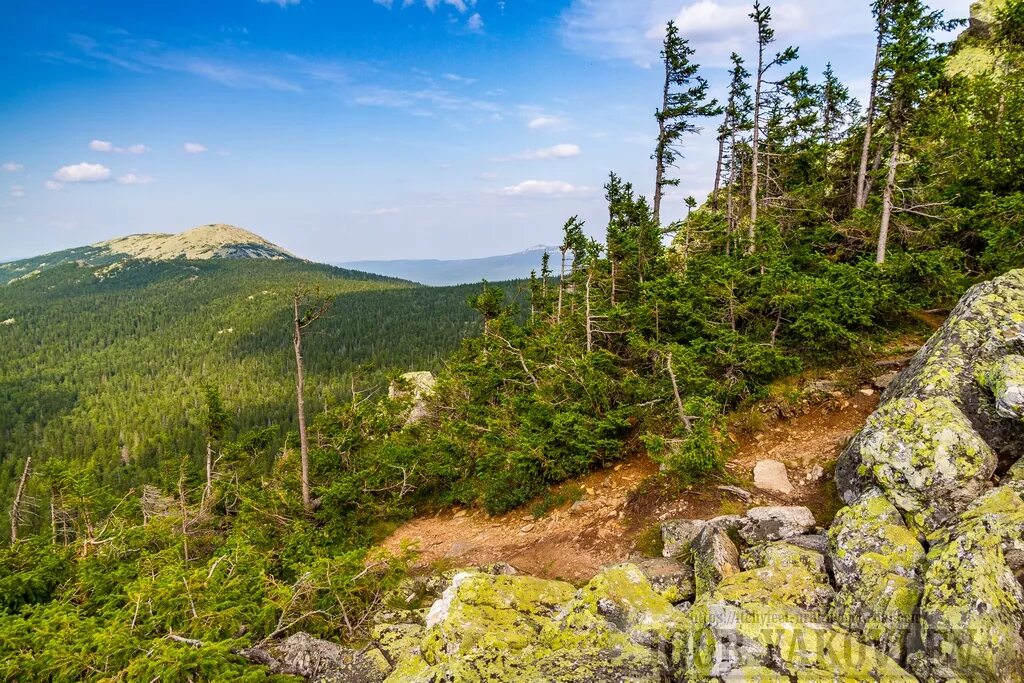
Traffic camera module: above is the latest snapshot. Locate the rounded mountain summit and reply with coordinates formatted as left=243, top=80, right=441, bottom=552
left=94, top=224, right=296, bottom=261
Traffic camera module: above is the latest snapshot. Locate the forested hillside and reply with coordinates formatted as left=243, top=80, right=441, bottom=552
left=2, top=0, right=1024, bottom=680
left=0, top=256, right=522, bottom=536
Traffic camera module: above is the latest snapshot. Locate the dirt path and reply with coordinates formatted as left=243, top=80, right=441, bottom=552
left=381, top=389, right=881, bottom=583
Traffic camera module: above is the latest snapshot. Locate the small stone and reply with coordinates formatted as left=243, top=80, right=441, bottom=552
left=804, top=465, right=824, bottom=483
left=519, top=523, right=535, bottom=533
left=859, top=388, right=875, bottom=396
left=753, top=460, right=794, bottom=497
left=872, top=371, right=899, bottom=390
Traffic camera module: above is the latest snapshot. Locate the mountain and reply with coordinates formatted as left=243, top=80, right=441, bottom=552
left=1, top=224, right=295, bottom=284
left=0, top=227, right=521, bottom=530
left=338, top=245, right=557, bottom=286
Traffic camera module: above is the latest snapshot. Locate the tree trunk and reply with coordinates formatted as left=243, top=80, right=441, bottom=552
left=712, top=130, right=726, bottom=211
left=726, top=128, right=738, bottom=256
left=10, top=457, right=31, bottom=543
left=665, top=354, right=689, bottom=429
left=653, top=64, right=671, bottom=226
left=856, top=31, right=883, bottom=210
left=557, top=249, right=567, bottom=324
left=202, top=439, right=214, bottom=508
left=585, top=271, right=594, bottom=353
left=877, top=131, right=901, bottom=265
left=293, top=296, right=311, bottom=510
left=748, top=43, right=765, bottom=252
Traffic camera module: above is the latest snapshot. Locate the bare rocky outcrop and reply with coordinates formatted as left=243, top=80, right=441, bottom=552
left=388, top=371, right=437, bottom=426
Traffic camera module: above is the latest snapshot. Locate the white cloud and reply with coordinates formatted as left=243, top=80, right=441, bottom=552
left=2, top=161, right=24, bottom=172
left=257, top=0, right=300, bottom=6
left=372, top=207, right=401, bottom=215
left=45, top=180, right=63, bottom=191
left=375, top=0, right=477, bottom=13
left=53, top=162, right=111, bottom=183
left=467, top=12, right=484, bottom=31
left=557, top=0, right=957, bottom=67
left=10, top=185, right=25, bottom=198
left=528, top=116, right=565, bottom=130
left=442, top=72, right=477, bottom=84
left=498, top=179, right=594, bottom=197
left=517, top=143, right=581, bottom=160
left=90, top=139, right=150, bottom=154
left=183, top=142, right=208, bottom=154
left=117, top=173, right=156, bottom=185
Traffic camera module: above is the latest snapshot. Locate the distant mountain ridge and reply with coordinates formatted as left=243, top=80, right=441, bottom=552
left=339, top=245, right=558, bottom=286
left=2, top=224, right=296, bottom=284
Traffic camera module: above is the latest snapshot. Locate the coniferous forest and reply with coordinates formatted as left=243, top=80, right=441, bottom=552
left=2, top=0, right=1024, bottom=680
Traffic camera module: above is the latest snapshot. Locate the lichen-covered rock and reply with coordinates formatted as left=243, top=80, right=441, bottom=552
left=977, top=354, right=1024, bottom=420
left=372, top=623, right=424, bottom=668
left=1005, top=457, right=1024, bottom=498
left=738, top=506, right=816, bottom=544
left=672, top=539, right=914, bottom=681
left=692, top=526, right=741, bottom=597
left=841, top=396, right=997, bottom=535
left=909, top=487, right=1024, bottom=682
left=827, top=489, right=926, bottom=662
left=563, top=564, right=688, bottom=649
left=740, top=541, right=826, bottom=575
left=387, top=570, right=665, bottom=682
left=838, top=270, right=1024, bottom=503
left=634, top=557, right=695, bottom=604
left=661, top=518, right=705, bottom=558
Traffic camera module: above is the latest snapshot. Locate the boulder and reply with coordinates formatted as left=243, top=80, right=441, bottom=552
left=661, top=518, right=705, bottom=559
left=827, top=489, right=926, bottom=662
left=389, top=371, right=436, bottom=426
left=247, top=632, right=390, bottom=683
left=634, top=557, right=695, bottom=605
left=838, top=270, right=1024, bottom=503
left=738, top=506, right=816, bottom=544
left=387, top=570, right=666, bottom=682
left=752, top=460, right=794, bottom=497
left=672, top=541, right=914, bottom=681
left=839, top=396, right=997, bottom=535
left=909, top=487, right=1024, bottom=682
left=872, top=371, right=899, bottom=390
left=977, top=354, right=1024, bottom=421
left=692, top=526, right=741, bottom=597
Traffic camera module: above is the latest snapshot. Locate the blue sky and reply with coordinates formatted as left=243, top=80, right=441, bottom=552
left=1, top=0, right=971, bottom=261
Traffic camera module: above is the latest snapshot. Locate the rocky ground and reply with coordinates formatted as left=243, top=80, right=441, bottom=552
left=248, top=268, right=1024, bottom=682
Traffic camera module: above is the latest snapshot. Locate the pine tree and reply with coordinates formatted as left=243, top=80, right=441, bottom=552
left=653, top=20, right=721, bottom=226
left=200, top=385, right=228, bottom=507
left=721, top=53, right=753, bottom=248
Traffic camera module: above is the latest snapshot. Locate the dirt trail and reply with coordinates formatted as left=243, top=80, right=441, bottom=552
left=381, top=389, right=881, bottom=583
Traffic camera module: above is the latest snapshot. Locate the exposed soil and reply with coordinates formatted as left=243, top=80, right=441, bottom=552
left=381, top=387, right=883, bottom=583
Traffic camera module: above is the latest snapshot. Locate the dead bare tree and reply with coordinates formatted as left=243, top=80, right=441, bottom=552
left=293, top=289, right=331, bottom=510
left=9, top=457, right=31, bottom=542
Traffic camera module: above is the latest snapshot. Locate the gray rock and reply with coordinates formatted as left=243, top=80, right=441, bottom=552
left=246, top=632, right=389, bottom=683
left=785, top=533, right=829, bottom=555
left=909, top=487, right=1024, bottom=682
left=976, top=354, right=1024, bottom=420
left=753, top=460, right=794, bottom=497
left=843, top=396, right=997, bottom=535
left=388, top=371, right=436, bottom=426
left=738, top=506, right=816, bottom=544
left=827, top=489, right=926, bottom=662
left=692, top=526, right=740, bottom=597
left=661, top=518, right=705, bottom=558
left=872, top=371, right=899, bottom=390
left=634, top=557, right=695, bottom=604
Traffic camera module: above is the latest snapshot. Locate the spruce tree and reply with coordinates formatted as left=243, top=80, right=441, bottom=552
left=653, top=20, right=721, bottom=226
